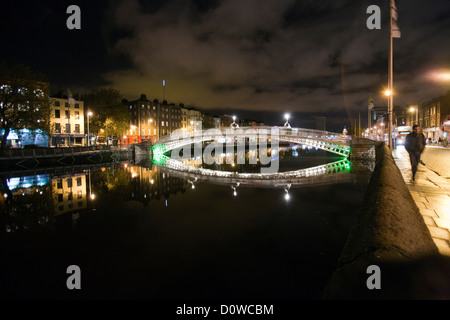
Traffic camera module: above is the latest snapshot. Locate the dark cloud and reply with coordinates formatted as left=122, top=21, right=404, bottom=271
left=1, top=0, right=450, bottom=130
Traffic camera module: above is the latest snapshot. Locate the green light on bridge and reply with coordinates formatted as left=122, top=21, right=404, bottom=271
left=152, top=144, right=166, bottom=156
left=152, top=153, right=166, bottom=166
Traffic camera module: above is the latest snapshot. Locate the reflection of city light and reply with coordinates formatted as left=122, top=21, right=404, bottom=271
left=3, top=193, right=7, bottom=198
left=284, top=184, right=291, bottom=201
left=233, top=190, right=237, bottom=196
left=90, top=194, right=95, bottom=200
left=150, top=179, right=154, bottom=184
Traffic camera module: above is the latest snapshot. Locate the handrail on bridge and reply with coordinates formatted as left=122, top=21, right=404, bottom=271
left=152, top=126, right=351, bottom=158
left=153, top=126, right=349, bottom=145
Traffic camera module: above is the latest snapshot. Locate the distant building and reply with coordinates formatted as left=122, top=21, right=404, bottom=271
left=241, top=119, right=265, bottom=127
left=126, top=94, right=183, bottom=143
left=160, top=102, right=182, bottom=136
left=49, top=97, right=85, bottom=147
left=220, top=115, right=234, bottom=128
left=416, top=91, right=450, bottom=142
left=180, top=105, right=202, bottom=132
left=127, top=94, right=159, bottom=143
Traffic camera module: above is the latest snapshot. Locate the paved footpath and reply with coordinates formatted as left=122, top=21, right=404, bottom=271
left=392, top=145, right=450, bottom=256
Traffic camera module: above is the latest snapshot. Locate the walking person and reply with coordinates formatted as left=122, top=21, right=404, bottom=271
left=404, top=124, right=426, bottom=181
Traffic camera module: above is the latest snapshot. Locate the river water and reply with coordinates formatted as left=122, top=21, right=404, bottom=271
left=0, top=146, right=373, bottom=299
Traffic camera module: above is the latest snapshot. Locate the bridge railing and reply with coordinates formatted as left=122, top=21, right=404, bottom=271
left=153, top=126, right=348, bottom=145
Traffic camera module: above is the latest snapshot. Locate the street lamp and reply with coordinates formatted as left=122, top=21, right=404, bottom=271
left=409, top=106, right=418, bottom=124
left=284, top=113, right=291, bottom=128
left=87, top=111, right=93, bottom=146
left=231, top=116, right=239, bottom=128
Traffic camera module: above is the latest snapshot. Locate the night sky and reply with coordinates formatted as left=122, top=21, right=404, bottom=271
left=2, top=0, right=450, bottom=130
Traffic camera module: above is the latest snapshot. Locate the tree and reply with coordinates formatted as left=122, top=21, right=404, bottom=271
left=0, top=62, right=50, bottom=149
left=83, top=88, right=128, bottom=143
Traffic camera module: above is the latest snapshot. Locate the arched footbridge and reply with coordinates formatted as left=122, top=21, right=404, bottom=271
left=152, top=127, right=351, bottom=158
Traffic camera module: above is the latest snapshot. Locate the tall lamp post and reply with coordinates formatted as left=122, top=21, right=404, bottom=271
left=385, top=90, right=392, bottom=147
left=231, top=116, right=239, bottom=128
left=87, top=111, right=92, bottom=146
left=284, top=113, right=291, bottom=128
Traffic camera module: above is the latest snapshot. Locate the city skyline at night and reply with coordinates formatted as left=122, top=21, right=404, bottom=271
left=1, top=0, right=450, bottom=129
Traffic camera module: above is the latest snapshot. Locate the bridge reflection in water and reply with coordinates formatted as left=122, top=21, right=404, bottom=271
left=154, top=154, right=353, bottom=190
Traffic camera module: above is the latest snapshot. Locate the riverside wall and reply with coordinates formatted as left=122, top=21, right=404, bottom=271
left=322, top=143, right=450, bottom=299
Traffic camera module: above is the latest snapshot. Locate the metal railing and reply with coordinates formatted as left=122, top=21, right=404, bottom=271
left=153, top=126, right=348, bottom=145
left=0, top=145, right=112, bottom=160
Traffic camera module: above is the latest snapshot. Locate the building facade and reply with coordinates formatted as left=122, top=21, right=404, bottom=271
left=50, top=97, right=85, bottom=147
left=127, top=95, right=184, bottom=143
left=405, top=91, right=450, bottom=143
left=128, top=94, right=159, bottom=143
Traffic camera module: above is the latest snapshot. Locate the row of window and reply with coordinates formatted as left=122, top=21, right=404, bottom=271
left=54, top=109, right=82, bottom=119
left=57, top=190, right=84, bottom=202
left=56, top=177, right=83, bottom=188
left=0, top=85, right=44, bottom=97
left=54, top=123, right=80, bottom=134
left=54, top=101, right=80, bottom=108
left=131, top=104, right=185, bottom=114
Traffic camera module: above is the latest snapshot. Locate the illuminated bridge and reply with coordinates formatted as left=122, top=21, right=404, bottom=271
left=152, top=126, right=351, bottom=158
left=148, top=127, right=353, bottom=185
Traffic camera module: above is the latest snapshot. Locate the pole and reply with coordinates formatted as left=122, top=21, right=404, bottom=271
left=87, top=113, right=90, bottom=146
left=388, top=2, right=393, bottom=150
left=67, top=103, right=71, bottom=147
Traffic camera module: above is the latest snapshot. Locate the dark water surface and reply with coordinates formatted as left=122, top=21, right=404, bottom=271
left=0, top=148, right=372, bottom=299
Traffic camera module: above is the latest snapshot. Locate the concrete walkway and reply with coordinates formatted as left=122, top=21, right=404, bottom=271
left=392, top=145, right=450, bottom=256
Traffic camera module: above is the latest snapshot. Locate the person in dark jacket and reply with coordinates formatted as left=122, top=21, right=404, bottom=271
left=404, top=124, right=426, bottom=181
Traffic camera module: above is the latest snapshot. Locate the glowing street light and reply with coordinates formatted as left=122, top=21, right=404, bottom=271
left=284, top=113, right=291, bottom=128
left=409, top=106, right=418, bottom=124
left=231, top=115, right=239, bottom=128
